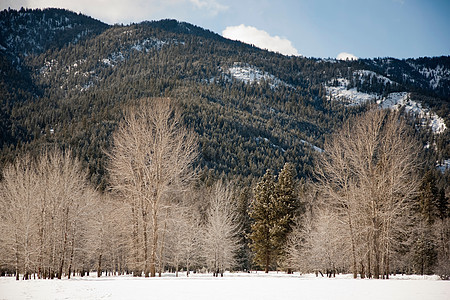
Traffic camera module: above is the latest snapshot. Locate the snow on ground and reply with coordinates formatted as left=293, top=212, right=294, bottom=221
left=325, top=76, right=446, bottom=134
left=101, top=52, right=125, bottom=67
left=1, top=272, right=449, bottom=300
left=437, top=159, right=450, bottom=173
left=354, top=70, right=394, bottom=85
left=131, top=38, right=169, bottom=52
left=325, top=78, right=379, bottom=106
left=377, top=92, right=447, bottom=134
left=300, top=139, right=324, bottom=153
left=227, top=63, right=293, bottom=89
left=408, top=63, right=450, bottom=90
left=317, top=58, right=338, bottom=63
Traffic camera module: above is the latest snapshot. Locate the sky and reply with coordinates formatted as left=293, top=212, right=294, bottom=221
left=1, top=0, right=449, bottom=59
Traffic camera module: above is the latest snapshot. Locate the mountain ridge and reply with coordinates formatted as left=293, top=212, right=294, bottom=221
left=0, top=8, right=448, bottom=188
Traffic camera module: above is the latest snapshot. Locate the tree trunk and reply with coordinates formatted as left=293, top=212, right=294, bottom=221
left=15, top=240, right=19, bottom=281
left=58, top=208, right=70, bottom=280
left=97, top=254, right=102, bottom=277
left=367, top=243, right=372, bottom=279
left=67, top=233, right=75, bottom=279
left=265, top=250, right=270, bottom=273
left=143, top=218, right=149, bottom=277
left=131, top=205, right=141, bottom=277
left=360, top=261, right=365, bottom=279
left=150, top=201, right=158, bottom=277
left=158, top=210, right=169, bottom=277
left=373, top=222, right=380, bottom=279
left=67, top=245, right=74, bottom=279
left=38, top=216, right=45, bottom=279
left=347, top=211, right=358, bottom=279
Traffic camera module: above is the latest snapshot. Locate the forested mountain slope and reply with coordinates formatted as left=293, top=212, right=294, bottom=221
left=0, top=8, right=449, bottom=188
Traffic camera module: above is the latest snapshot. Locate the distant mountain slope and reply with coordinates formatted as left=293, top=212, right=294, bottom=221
left=0, top=7, right=108, bottom=57
left=363, top=57, right=450, bottom=98
left=0, top=8, right=448, bottom=187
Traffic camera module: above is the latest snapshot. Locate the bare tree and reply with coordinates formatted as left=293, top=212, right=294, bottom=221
left=0, top=154, right=39, bottom=280
left=164, top=203, right=202, bottom=276
left=202, top=180, right=240, bottom=276
left=0, top=149, right=96, bottom=280
left=108, top=98, right=198, bottom=277
left=315, top=109, right=420, bottom=279
left=87, top=192, right=128, bottom=277
left=285, top=184, right=318, bottom=274
left=286, top=189, right=347, bottom=277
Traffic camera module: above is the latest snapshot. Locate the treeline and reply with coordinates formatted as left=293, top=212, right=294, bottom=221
left=1, top=101, right=448, bottom=280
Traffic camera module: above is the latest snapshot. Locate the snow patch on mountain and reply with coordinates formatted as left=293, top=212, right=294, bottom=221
left=418, top=65, right=449, bottom=89
left=325, top=78, right=379, bottom=106
left=101, top=52, right=124, bottom=67
left=354, top=70, right=394, bottom=85
left=102, top=38, right=180, bottom=66
left=377, top=93, right=447, bottom=134
left=407, top=62, right=450, bottom=90
left=300, top=140, right=324, bottom=153
left=39, top=57, right=100, bottom=92
left=227, top=63, right=293, bottom=89
left=436, top=159, right=450, bottom=173
left=325, top=70, right=397, bottom=105
left=326, top=75, right=446, bottom=134
left=39, top=59, right=59, bottom=76
left=131, top=38, right=169, bottom=52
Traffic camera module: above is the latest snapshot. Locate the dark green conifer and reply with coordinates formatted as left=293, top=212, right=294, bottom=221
left=248, top=169, right=276, bottom=273
left=273, top=162, right=298, bottom=260
left=248, top=164, right=298, bottom=272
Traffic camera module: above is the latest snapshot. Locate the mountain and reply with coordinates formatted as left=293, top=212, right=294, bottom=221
left=0, top=8, right=449, bottom=188
left=0, top=8, right=108, bottom=56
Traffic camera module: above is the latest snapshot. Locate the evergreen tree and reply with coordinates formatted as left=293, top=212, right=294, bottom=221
left=418, top=171, right=440, bottom=224
left=273, top=163, right=298, bottom=263
left=412, top=171, right=440, bottom=274
left=249, top=169, right=276, bottom=273
left=248, top=164, right=298, bottom=272
left=436, top=188, right=449, bottom=220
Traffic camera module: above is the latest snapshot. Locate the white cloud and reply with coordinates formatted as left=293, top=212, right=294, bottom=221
left=222, top=24, right=300, bottom=56
left=336, top=52, right=358, bottom=61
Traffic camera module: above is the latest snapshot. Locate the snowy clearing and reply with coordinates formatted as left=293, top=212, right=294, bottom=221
left=1, top=273, right=449, bottom=300
left=325, top=78, right=379, bottom=106
left=226, top=62, right=293, bottom=89
left=377, top=92, right=447, bottom=134
left=325, top=77, right=447, bottom=134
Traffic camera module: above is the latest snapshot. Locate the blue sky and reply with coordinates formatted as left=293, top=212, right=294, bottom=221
left=1, top=0, right=449, bottom=58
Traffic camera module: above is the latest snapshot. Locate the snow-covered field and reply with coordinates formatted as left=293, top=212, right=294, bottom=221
left=1, top=272, right=449, bottom=300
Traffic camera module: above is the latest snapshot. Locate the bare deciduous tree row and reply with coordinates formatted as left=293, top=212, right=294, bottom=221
left=0, top=98, right=241, bottom=279
left=1, top=103, right=448, bottom=280
left=0, top=150, right=98, bottom=279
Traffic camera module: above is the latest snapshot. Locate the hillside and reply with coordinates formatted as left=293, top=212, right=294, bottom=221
left=0, top=8, right=449, bottom=189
